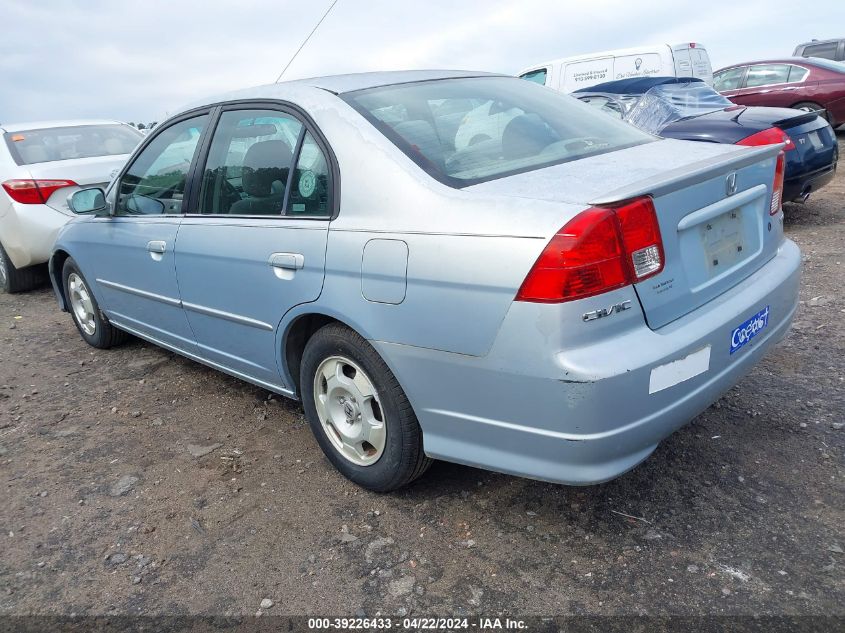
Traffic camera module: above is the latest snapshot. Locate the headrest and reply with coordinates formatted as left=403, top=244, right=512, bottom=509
left=241, top=140, right=293, bottom=197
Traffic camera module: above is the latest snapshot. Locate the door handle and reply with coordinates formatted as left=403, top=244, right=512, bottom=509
left=146, top=241, right=167, bottom=261
left=269, top=253, right=304, bottom=270
left=268, top=252, right=304, bottom=280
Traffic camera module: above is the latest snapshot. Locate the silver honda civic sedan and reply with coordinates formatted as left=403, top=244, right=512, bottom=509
left=50, top=70, right=800, bottom=491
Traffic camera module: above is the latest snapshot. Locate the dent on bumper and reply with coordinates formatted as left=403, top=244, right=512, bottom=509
left=375, top=239, right=802, bottom=485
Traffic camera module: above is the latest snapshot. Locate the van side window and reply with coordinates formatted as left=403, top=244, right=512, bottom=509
left=520, top=69, right=547, bottom=85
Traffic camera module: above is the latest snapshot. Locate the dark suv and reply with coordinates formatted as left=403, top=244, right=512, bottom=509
left=793, top=39, right=845, bottom=62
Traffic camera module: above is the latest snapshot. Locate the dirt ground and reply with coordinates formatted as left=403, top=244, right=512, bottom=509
left=1, top=133, right=843, bottom=622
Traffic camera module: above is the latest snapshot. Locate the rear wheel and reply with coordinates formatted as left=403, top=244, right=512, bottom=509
left=62, top=258, right=128, bottom=349
left=0, top=243, right=43, bottom=293
left=301, top=323, right=432, bottom=492
left=792, top=101, right=829, bottom=122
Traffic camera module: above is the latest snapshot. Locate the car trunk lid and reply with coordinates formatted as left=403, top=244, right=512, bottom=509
left=465, top=139, right=782, bottom=329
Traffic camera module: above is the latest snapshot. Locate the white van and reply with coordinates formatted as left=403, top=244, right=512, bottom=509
left=518, top=43, right=713, bottom=93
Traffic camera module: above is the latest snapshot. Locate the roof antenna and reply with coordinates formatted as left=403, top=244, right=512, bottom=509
left=275, top=0, right=340, bottom=83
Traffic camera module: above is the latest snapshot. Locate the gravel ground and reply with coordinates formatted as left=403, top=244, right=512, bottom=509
left=0, top=133, right=843, bottom=621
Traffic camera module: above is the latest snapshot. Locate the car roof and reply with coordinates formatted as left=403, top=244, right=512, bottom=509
left=179, top=70, right=506, bottom=114
left=573, top=76, right=703, bottom=94
left=717, top=57, right=830, bottom=70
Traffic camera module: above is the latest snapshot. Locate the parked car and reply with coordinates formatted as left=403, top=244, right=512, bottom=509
left=0, top=120, right=143, bottom=292
left=793, top=38, right=845, bottom=62
left=51, top=71, right=800, bottom=491
left=519, top=43, right=713, bottom=93
left=713, top=57, right=845, bottom=128
left=575, top=77, right=838, bottom=203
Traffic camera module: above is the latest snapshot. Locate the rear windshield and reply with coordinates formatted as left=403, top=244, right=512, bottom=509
left=625, top=82, right=734, bottom=134
left=3, top=124, right=142, bottom=165
left=342, top=76, right=653, bottom=187
left=806, top=57, right=845, bottom=73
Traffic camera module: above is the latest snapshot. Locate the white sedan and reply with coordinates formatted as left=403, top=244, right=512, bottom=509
left=0, top=120, right=142, bottom=292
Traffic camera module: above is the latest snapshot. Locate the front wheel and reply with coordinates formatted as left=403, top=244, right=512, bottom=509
left=300, top=323, right=432, bottom=492
left=62, top=258, right=128, bottom=349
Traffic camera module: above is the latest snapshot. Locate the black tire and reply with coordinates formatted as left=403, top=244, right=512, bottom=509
left=62, top=258, right=128, bottom=349
left=0, top=243, right=43, bottom=293
left=300, top=323, right=432, bottom=492
left=792, top=101, right=829, bottom=122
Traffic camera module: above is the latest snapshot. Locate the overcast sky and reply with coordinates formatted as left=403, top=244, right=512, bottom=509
left=1, top=0, right=842, bottom=125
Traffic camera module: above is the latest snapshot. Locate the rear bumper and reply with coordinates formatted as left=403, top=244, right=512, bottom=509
left=0, top=201, right=72, bottom=268
left=784, top=162, right=837, bottom=202
left=375, top=239, right=801, bottom=485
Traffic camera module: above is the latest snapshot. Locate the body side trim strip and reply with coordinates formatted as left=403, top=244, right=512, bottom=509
left=96, top=279, right=181, bottom=307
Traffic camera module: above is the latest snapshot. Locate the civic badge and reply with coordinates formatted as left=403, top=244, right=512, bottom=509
left=725, top=172, right=737, bottom=197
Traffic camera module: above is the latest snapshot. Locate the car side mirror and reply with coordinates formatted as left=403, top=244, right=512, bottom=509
left=68, top=188, right=108, bottom=216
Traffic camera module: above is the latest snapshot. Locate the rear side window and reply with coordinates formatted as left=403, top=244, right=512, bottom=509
left=198, top=110, right=303, bottom=216
left=197, top=109, right=333, bottom=217
left=3, top=124, right=141, bottom=166
left=520, top=69, right=547, bottom=85
left=116, top=115, right=208, bottom=216
left=344, top=76, right=652, bottom=187
left=787, top=65, right=809, bottom=83
left=287, top=132, right=332, bottom=216
left=745, top=64, right=790, bottom=87
left=803, top=42, right=839, bottom=60
left=713, top=67, right=745, bottom=91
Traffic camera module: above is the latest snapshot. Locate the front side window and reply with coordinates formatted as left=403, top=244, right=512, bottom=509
left=198, top=110, right=303, bottom=215
left=116, top=115, right=208, bottom=216
left=803, top=42, right=839, bottom=60
left=713, top=67, right=745, bottom=91
left=745, top=64, right=790, bottom=88
left=520, top=69, right=548, bottom=85
left=343, top=76, right=652, bottom=187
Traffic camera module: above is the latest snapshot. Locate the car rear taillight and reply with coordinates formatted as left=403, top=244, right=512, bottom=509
left=515, top=196, right=664, bottom=303
left=1, top=179, right=77, bottom=204
left=736, top=127, right=795, bottom=151
left=770, top=152, right=785, bottom=215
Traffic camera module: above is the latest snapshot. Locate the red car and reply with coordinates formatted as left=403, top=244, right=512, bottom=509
left=714, top=57, right=845, bottom=128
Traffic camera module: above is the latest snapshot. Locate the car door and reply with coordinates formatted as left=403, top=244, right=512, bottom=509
left=87, top=112, right=210, bottom=351
left=174, top=105, right=334, bottom=391
left=732, top=64, right=793, bottom=106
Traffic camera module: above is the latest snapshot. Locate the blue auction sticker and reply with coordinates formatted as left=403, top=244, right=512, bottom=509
left=730, top=306, right=770, bottom=355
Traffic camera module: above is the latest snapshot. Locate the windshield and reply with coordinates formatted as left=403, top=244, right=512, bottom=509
left=3, top=124, right=142, bottom=165
left=343, top=76, right=653, bottom=187
left=625, top=82, right=733, bottom=134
